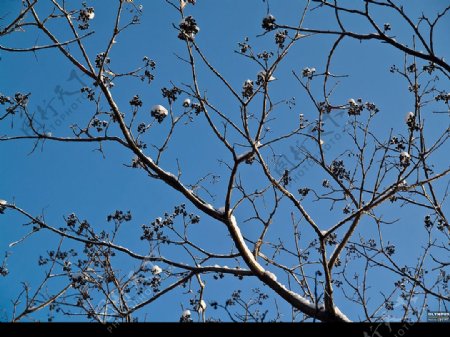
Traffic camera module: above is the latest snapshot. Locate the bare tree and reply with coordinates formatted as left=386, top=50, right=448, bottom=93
left=0, top=0, right=449, bottom=323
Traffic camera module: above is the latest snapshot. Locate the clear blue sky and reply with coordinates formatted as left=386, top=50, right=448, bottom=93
left=0, top=0, right=449, bottom=322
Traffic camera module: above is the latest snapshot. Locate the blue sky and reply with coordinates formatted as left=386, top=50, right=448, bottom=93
left=1, top=0, right=449, bottom=322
